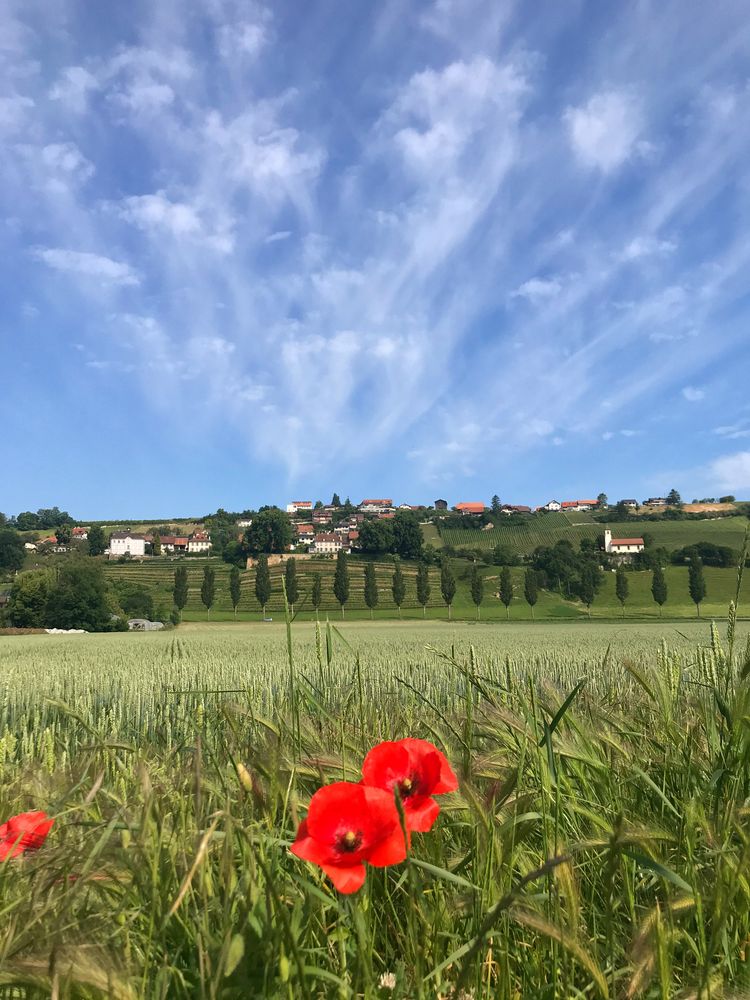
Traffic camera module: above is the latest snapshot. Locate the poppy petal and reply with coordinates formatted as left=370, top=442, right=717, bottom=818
left=321, top=862, right=366, bottom=894
left=399, top=738, right=458, bottom=794
left=361, top=742, right=411, bottom=792
left=306, top=782, right=368, bottom=842
left=367, top=824, right=407, bottom=867
left=290, top=822, right=335, bottom=867
left=404, top=796, right=441, bottom=832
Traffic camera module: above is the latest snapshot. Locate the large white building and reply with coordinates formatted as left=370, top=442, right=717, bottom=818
left=286, top=501, right=313, bottom=514
left=109, top=531, right=147, bottom=557
left=187, top=531, right=211, bottom=554
left=359, top=498, right=393, bottom=513
left=312, top=532, right=348, bottom=554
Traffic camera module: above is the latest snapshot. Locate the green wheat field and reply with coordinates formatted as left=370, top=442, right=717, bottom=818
left=1, top=617, right=750, bottom=998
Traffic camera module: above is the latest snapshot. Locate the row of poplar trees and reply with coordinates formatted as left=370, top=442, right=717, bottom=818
left=171, top=552, right=709, bottom=620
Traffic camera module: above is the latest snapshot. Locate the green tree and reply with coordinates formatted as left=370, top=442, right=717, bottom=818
left=667, top=488, right=682, bottom=507
left=243, top=508, right=293, bottom=554
left=615, top=563, right=629, bottom=618
left=331, top=493, right=342, bottom=507
left=363, top=563, right=378, bottom=619
left=524, top=567, right=538, bottom=620
left=333, top=550, right=350, bottom=619
left=87, top=525, right=106, bottom=557
left=470, top=564, right=484, bottom=619
left=688, top=553, right=706, bottom=617
left=8, top=571, right=51, bottom=627
left=651, top=564, right=667, bottom=616
left=44, top=562, right=112, bottom=631
left=491, top=495, right=502, bottom=515
left=116, top=584, right=154, bottom=619
left=255, top=554, right=272, bottom=617
left=597, top=492, right=608, bottom=508
left=391, top=558, right=406, bottom=619
left=440, top=559, right=456, bottom=620
left=499, top=566, right=514, bottom=620
left=392, top=510, right=423, bottom=560
left=56, top=523, right=72, bottom=545
left=173, top=565, right=189, bottom=617
left=311, top=572, right=323, bottom=618
left=152, top=533, right=161, bottom=556
left=229, top=565, right=242, bottom=618
left=284, top=558, right=299, bottom=613
left=416, top=561, right=431, bottom=618
left=201, top=565, right=216, bottom=619
left=358, top=519, right=394, bottom=554
left=0, top=529, right=25, bottom=572
left=579, top=564, right=597, bottom=618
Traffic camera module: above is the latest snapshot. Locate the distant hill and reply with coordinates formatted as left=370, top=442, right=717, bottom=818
left=437, top=509, right=748, bottom=555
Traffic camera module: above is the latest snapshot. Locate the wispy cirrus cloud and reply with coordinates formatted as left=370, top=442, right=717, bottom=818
left=2, top=0, right=750, bottom=512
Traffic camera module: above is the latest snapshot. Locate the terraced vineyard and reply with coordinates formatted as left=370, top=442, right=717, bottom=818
left=103, top=558, right=446, bottom=617
left=440, top=512, right=749, bottom=555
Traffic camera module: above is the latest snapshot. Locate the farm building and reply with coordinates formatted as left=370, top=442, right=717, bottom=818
left=160, top=536, right=188, bottom=553
left=127, top=619, right=165, bottom=631
left=643, top=497, right=668, bottom=507
left=434, top=499, right=448, bottom=510
left=286, top=501, right=313, bottom=514
left=561, top=500, right=599, bottom=512
left=455, top=502, right=486, bottom=515
left=543, top=500, right=562, bottom=511
left=72, top=527, right=90, bottom=540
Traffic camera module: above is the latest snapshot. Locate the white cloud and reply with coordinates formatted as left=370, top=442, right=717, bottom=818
left=682, top=386, right=705, bottom=402
left=512, top=276, right=561, bottom=302
left=115, top=192, right=234, bottom=252
left=387, top=57, right=528, bottom=179
left=0, top=94, right=34, bottom=133
left=31, top=248, right=140, bottom=286
left=620, top=235, right=676, bottom=261
left=565, top=91, right=643, bottom=172
left=218, top=21, right=268, bottom=59
left=40, top=142, right=95, bottom=185
left=714, top=422, right=750, bottom=440
left=49, top=66, right=100, bottom=113
left=708, top=451, right=750, bottom=491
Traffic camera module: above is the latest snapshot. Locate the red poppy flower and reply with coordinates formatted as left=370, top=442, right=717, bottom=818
left=361, top=738, right=458, bottom=832
left=290, top=782, right=406, bottom=893
left=0, top=811, right=54, bottom=861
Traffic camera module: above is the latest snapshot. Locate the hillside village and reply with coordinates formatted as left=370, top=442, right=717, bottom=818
left=14, top=491, right=740, bottom=566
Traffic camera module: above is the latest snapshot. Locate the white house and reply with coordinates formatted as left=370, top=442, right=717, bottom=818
left=110, top=531, right=147, bottom=557
left=72, top=526, right=89, bottom=540
left=543, top=500, right=562, bottom=512
left=237, top=518, right=253, bottom=528
left=619, top=499, right=638, bottom=509
left=360, top=498, right=393, bottom=513
left=312, top=532, right=349, bottom=555
left=286, top=501, right=313, bottom=514
left=604, top=529, right=644, bottom=556
left=643, top=497, right=667, bottom=507
left=24, top=542, right=37, bottom=551
left=187, top=531, right=211, bottom=554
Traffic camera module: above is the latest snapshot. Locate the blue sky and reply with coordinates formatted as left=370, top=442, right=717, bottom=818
left=2, top=0, right=750, bottom=518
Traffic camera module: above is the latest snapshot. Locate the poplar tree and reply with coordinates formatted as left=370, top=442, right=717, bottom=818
left=499, top=566, right=514, bottom=620
left=688, top=553, right=706, bottom=617
left=364, top=563, right=378, bottom=619
left=333, top=550, right=350, bottom=619
left=391, top=558, right=406, bottom=619
left=470, top=564, right=484, bottom=619
left=440, top=558, right=456, bottom=620
left=651, top=564, right=668, bottom=616
left=173, top=565, right=188, bottom=618
left=284, top=558, right=298, bottom=613
left=255, top=554, right=271, bottom=617
left=201, top=565, right=215, bottom=620
left=524, top=567, right=538, bottom=620
left=416, top=561, right=431, bottom=618
left=615, top=563, right=629, bottom=618
left=229, top=565, right=241, bottom=618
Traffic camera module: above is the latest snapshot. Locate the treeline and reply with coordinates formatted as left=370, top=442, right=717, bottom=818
left=1, top=507, right=76, bottom=531
left=3, top=563, right=131, bottom=631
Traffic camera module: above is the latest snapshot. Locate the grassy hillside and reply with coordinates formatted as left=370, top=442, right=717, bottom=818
left=439, top=510, right=749, bottom=554
left=102, top=557, right=749, bottom=622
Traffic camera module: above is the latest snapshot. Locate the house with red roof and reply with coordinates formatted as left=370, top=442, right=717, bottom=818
left=454, top=502, right=486, bottom=515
